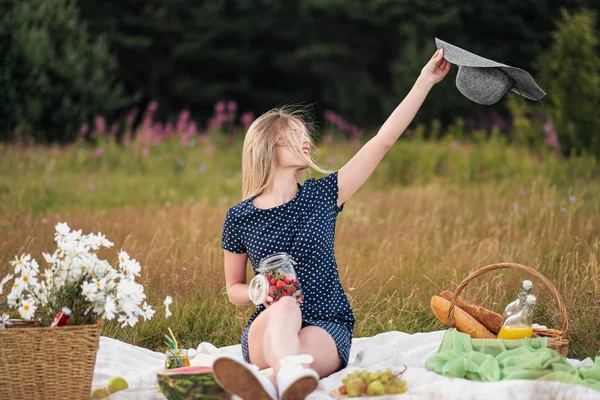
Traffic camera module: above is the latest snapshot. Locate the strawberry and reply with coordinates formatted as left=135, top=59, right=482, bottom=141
left=280, top=291, right=289, bottom=297
left=270, top=278, right=277, bottom=286
left=276, top=280, right=286, bottom=290
left=285, top=286, right=294, bottom=295
left=268, top=286, right=276, bottom=295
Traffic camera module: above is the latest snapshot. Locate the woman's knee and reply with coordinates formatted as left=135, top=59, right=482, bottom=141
left=269, top=296, right=301, bottom=318
left=263, top=297, right=302, bottom=334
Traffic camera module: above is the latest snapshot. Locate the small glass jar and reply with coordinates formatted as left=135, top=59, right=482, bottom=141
left=165, top=349, right=191, bottom=369
left=248, top=252, right=303, bottom=305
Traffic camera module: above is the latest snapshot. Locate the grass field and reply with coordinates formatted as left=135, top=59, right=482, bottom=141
left=1, top=133, right=599, bottom=360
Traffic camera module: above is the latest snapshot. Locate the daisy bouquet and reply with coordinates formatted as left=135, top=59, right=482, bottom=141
left=0, top=222, right=162, bottom=327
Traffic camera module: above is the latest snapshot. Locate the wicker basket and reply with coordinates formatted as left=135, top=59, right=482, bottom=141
left=0, top=321, right=101, bottom=399
left=447, top=262, right=570, bottom=357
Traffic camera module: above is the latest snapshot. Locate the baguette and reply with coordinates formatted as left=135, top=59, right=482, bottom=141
left=430, top=295, right=496, bottom=339
left=440, top=290, right=502, bottom=334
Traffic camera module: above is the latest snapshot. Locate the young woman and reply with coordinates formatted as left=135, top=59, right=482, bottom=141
left=212, top=48, right=450, bottom=400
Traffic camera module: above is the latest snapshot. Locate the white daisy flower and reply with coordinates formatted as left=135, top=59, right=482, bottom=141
left=81, top=281, right=98, bottom=302
left=0, top=274, right=13, bottom=294
left=18, top=269, right=38, bottom=287
left=119, top=297, right=138, bottom=315
left=0, top=313, right=11, bottom=327
left=67, top=229, right=84, bottom=247
left=118, top=313, right=138, bottom=328
left=99, top=233, right=114, bottom=248
left=42, top=269, right=55, bottom=281
left=93, top=278, right=107, bottom=291
left=92, top=232, right=113, bottom=249
left=29, top=259, right=40, bottom=274
left=142, top=302, right=155, bottom=320
left=69, top=264, right=86, bottom=280
left=118, top=250, right=130, bottom=266
left=85, top=234, right=100, bottom=250
left=18, top=299, right=37, bottom=320
left=7, top=288, right=22, bottom=307
left=164, top=296, right=173, bottom=318
left=10, top=254, right=31, bottom=274
left=10, top=279, right=23, bottom=291
left=103, top=296, right=117, bottom=320
left=122, top=259, right=141, bottom=277
left=55, top=222, right=70, bottom=236
left=58, top=239, right=78, bottom=255
left=42, top=251, right=58, bottom=265
left=117, top=280, right=145, bottom=304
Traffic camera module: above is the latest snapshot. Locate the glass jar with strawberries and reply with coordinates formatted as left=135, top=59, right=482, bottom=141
left=248, top=252, right=303, bottom=306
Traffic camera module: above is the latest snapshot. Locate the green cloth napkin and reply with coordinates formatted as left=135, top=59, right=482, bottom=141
left=425, top=329, right=600, bottom=392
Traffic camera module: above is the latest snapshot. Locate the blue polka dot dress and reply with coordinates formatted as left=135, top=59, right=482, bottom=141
left=221, top=171, right=355, bottom=370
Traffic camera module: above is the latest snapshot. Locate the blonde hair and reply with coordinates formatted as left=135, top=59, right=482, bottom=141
left=242, top=107, right=331, bottom=200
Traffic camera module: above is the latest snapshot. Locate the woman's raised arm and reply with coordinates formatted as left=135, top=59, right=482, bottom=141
left=337, top=48, right=450, bottom=207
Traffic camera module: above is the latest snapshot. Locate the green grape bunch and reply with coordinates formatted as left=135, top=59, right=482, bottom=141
left=338, top=365, right=408, bottom=397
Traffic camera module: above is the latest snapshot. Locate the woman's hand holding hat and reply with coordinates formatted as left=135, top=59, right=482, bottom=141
left=420, top=48, right=451, bottom=86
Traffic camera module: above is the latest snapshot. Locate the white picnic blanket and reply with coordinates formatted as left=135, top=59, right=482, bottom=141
left=94, top=330, right=599, bottom=399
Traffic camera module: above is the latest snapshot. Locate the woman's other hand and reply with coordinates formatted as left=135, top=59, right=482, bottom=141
left=420, top=48, right=451, bottom=86
left=263, top=295, right=304, bottom=308
left=263, top=296, right=274, bottom=308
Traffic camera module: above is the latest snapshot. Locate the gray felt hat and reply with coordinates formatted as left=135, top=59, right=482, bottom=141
left=435, top=38, right=546, bottom=105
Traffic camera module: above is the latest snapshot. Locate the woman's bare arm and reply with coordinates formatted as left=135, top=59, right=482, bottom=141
left=337, top=48, right=450, bottom=207
left=223, top=250, right=252, bottom=306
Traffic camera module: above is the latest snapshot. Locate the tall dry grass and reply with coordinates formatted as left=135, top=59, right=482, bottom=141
left=1, top=136, right=599, bottom=359
left=2, top=178, right=598, bottom=358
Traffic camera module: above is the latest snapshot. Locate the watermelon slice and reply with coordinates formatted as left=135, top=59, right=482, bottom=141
left=157, top=366, right=228, bottom=400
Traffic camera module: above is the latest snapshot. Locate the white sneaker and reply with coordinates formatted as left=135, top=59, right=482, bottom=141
left=212, top=354, right=278, bottom=400
left=276, top=354, right=319, bottom=400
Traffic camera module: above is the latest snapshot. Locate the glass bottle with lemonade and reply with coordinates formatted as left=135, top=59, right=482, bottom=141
left=501, top=280, right=533, bottom=323
left=497, top=294, right=536, bottom=340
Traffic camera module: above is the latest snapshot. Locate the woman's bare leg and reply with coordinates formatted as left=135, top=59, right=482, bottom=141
left=247, top=297, right=342, bottom=381
left=247, top=296, right=303, bottom=372
left=298, top=325, right=342, bottom=378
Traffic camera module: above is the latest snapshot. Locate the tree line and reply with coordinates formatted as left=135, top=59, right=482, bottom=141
left=1, top=0, right=598, bottom=156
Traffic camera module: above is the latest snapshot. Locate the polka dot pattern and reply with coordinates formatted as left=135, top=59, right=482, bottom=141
left=221, top=171, right=355, bottom=369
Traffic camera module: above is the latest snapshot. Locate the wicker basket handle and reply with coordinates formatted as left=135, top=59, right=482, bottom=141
left=447, top=263, right=569, bottom=337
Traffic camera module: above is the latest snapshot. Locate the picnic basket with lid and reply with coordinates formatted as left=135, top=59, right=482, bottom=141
left=0, top=320, right=102, bottom=399
left=447, top=262, right=569, bottom=357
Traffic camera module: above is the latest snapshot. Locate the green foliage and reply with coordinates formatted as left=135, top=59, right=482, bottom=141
left=76, top=0, right=599, bottom=130
left=506, top=95, right=546, bottom=150
left=0, top=0, right=134, bottom=142
left=1, top=132, right=597, bottom=215
left=537, top=9, right=600, bottom=158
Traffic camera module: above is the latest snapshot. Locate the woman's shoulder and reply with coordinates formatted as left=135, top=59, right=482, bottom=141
left=225, top=198, right=253, bottom=221
left=307, top=171, right=339, bottom=192
left=304, top=171, right=337, bottom=186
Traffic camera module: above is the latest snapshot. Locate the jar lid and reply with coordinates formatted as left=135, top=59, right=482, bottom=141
left=249, top=274, right=269, bottom=305
left=258, top=252, right=296, bottom=273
